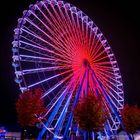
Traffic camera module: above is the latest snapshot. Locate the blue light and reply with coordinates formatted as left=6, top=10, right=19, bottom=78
left=12, top=62, right=19, bottom=68
left=15, top=77, right=22, bottom=84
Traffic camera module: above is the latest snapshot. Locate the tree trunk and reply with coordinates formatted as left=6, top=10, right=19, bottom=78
left=21, top=128, right=25, bottom=140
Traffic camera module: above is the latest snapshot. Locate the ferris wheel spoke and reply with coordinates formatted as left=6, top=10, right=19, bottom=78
left=43, top=68, right=82, bottom=102
left=88, top=25, right=95, bottom=51
left=76, top=18, right=85, bottom=48
left=104, top=92, right=119, bottom=110
left=36, top=4, right=65, bottom=38
left=17, top=54, right=71, bottom=66
left=16, top=66, right=71, bottom=75
left=45, top=85, right=70, bottom=117
left=75, top=12, right=86, bottom=47
left=44, top=2, right=78, bottom=52
left=59, top=84, right=81, bottom=133
left=99, top=84, right=119, bottom=103
left=63, top=6, right=79, bottom=39
left=102, top=82, right=123, bottom=98
left=43, top=73, right=80, bottom=131
left=29, top=9, right=62, bottom=41
left=55, top=5, right=82, bottom=53
left=90, top=35, right=101, bottom=54
left=96, top=69, right=115, bottom=81
left=21, top=27, right=60, bottom=50
left=49, top=82, right=75, bottom=116
left=97, top=80, right=123, bottom=105
left=43, top=3, right=65, bottom=34
left=81, top=17, right=90, bottom=50
left=19, top=49, right=71, bottom=66
left=54, top=94, right=72, bottom=132
left=93, top=70, right=114, bottom=84
left=97, top=71, right=120, bottom=88
left=19, top=39, right=54, bottom=54
left=97, top=76, right=118, bottom=93
left=89, top=26, right=98, bottom=50
left=90, top=42, right=102, bottom=59
left=94, top=64, right=113, bottom=71
left=19, top=38, right=72, bottom=63
left=43, top=89, right=70, bottom=129
left=94, top=62, right=113, bottom=68
left=67, top=8, right=86, bottom=50
left=93, top=55, right=109, bottom=64
left=22, top=20, right=72, bottom=59
left=63, top=70, right=87, bottom=138
left=29, top=9, right=74, bottom=57
left=18, top=54, right=57, bottom=61
left=78, top=16, right=87, bottom=49
left=18, top=55, right=70, bottom=67
left=26, top=69, right=72, bottom=89
left=52, top=4, right=77, bottom=44
left=42, top=72, right=73, bottom=99
left=95, top=66, right=114, bottom=76
left=85, top=20, right=90, bottom=48
left=92, top=45, right=106, bottom=61
left=104, top=88, right=124, bottom=108
left=94, top=54, right=109, bottom=65
left=107, top=92, right=122, bottom=108
left=89, top=72, right=112, bottom=120
left=91, top=70, right=122, bottom=126
left=70, top=11, right=83, bottom=48
left=50, top=4, right=71, bottom=36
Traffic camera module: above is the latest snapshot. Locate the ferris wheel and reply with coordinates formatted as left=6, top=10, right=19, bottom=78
left=12, top=0, right=124, bottom=139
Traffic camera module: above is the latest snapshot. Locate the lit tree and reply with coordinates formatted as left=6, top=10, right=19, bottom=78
left=16, top=88, right=46, bottom=139
left=74, top=92, right=109, bottom=139
left=121, top=104, right=140, bottom=140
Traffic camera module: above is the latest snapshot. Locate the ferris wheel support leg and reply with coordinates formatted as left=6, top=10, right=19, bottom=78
left=98, top=80, right=123, bottom=127
left=92, top=72, right=132, bottom=140
left=84, top=132, right=88, bottom=140
left=63, top=70, right=87, bottom=139
left=92, top=132, right=95, bottom=140
left=84, top=131, right=93, bottom=140
left=85, top=68, right=89, bottom=96
left=52, top=94, right=71, bottom=140
left=91, top=69, right=123, bottom=126
left=76, top=126, right=79, bottom=137
left=37, top=130, right=45, bottom=140
left=90, top=70, right=113, bottom=137
left=105, top=121, right=113, bottom=137
left=37, top=88, right=68, bottom=140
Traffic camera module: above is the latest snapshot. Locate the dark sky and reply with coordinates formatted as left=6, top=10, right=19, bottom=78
left=0, top=0, right=140, bottom=127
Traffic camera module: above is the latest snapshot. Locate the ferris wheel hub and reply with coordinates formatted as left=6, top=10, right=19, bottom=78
left=83, top=58, right=91, bottom=68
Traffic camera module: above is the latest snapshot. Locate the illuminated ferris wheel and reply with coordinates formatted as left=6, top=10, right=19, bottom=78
left=12, top=0, right=124, bottom=139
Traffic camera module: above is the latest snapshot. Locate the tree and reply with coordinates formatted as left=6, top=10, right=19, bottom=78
left=74, top=92, right=109, bottom=139
left=121, top=104, right=140, bottom=140
left=16, top=88, right=46, bottom=128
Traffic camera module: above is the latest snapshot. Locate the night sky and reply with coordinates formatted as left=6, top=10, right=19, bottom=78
left=0, top=0, right=140, bottom=128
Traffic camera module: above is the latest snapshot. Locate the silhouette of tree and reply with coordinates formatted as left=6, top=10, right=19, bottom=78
left=16, top=88, right=46, bottom=128
left=121, top=104, right=140, bottom=140
left=74, top=92, right=109, bottom=139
